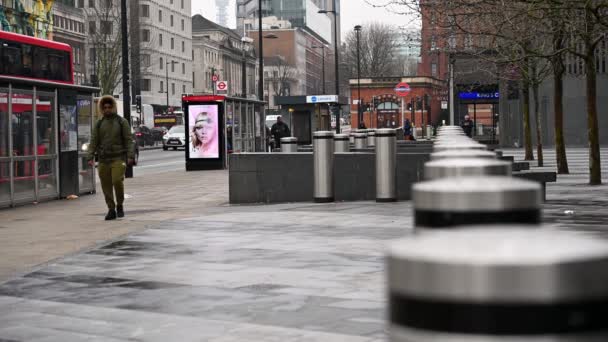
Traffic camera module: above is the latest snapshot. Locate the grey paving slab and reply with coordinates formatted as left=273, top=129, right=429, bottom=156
left=0, top=148, right=606, bottom=341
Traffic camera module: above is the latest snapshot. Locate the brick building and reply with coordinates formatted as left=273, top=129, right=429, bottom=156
left=349, top=76, right=446, bottom=129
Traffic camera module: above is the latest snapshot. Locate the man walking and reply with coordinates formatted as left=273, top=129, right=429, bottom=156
left=270, top=116, right=291, bottom=149
left=88, top=96, right=135, bottom=220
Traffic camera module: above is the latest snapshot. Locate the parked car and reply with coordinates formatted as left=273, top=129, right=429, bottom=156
left=134, top=125, right=154, bottom=146
left=151, top=127, right=168, bottom=142
left=162, top=125, right=186, bottom=150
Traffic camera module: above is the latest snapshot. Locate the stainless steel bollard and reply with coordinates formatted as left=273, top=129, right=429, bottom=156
left=349, top=133, right=355, bottom=145
left=354, top=132, right=367, bottom=149
left=280, top=137, right=298, bottom=153
left=430, top=149, right=497, bottom=161
left=424, top=158, right=511, bottom=180
left=313, top=131, right=334, bottom=203
left=413, top=176, right=541, bottom=228
left=376, top=128, right=397, bottom=202
left=433, top=142, right=487, bottom=152
left=388, top=227, right=608, bottom=342
left=334, top=134, right=350, bottom=153
left=367, top=129, right=376, bottom=148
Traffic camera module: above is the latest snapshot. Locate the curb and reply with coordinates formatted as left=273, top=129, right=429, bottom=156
left=141, top=146, right=163, bottom=151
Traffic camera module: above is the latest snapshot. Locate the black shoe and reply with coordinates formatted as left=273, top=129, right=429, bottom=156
left=116, top=206, right=124, bottom=218
left=105, top=209, right=117, bottom=221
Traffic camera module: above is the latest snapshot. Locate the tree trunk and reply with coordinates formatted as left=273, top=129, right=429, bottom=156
left=553, top=66, right=569, bottom=174
left=522, top=78, right=534, bottom=160
left=532, top=65, right=543, bottom=167
left=585, top=53, right=602, bottom=185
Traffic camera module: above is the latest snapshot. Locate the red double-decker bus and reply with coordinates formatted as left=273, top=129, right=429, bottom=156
left=0, top=30, right=74, bottom=84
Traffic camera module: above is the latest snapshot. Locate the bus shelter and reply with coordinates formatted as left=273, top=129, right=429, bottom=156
left=0, top=76, right=98, bottom=208
left=181, top=95, right=265, bottom=171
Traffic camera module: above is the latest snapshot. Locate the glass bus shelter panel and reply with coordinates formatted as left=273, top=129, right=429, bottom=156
left=225, top=101, right=234, bottom=151
left=246, top=103, right=255, bottom=152
left=37, top=92, right=58, bottom=198
left=11, top=90, right=36, bottom=203
left=254, top=104, right=261, bottom=152
left=0, top=161, right=9, bottom=205
left=77, top=96, right=95, bottom=193
left=241, top=103, right=250, bottom=152
left=0, top=89, right=8, bottom=158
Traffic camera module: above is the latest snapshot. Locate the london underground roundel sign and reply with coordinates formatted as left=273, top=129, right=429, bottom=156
left=395, top=82, right=411, bottom=97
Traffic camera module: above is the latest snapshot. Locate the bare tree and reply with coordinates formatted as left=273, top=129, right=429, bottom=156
left=343, top=22, right=402, bottom=78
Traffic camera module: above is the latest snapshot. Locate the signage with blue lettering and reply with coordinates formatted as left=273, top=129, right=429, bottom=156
left=459, top=92, right=499, bottom=100
left=306, top=95, right=339, bottom=103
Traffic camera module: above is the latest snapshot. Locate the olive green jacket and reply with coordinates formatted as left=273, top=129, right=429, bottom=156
left=88, top=114, right=135, bottom=162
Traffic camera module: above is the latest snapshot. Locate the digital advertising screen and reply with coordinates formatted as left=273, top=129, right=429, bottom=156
left=188, top=104, right=219, bottom=159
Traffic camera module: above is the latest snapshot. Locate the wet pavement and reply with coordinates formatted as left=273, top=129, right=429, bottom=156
left=0, top=148, right=607, bottom=341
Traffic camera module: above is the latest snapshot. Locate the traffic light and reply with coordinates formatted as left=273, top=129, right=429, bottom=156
left=135, top=95, right=142, bottom=113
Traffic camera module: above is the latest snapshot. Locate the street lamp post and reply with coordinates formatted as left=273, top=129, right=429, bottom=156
left=319, top=1, right=340, bottom=133
left=354, top=25, right=362, bottom=126
left=164, top=60, right=178, bottom=112
left=311, top=44, right=326, bottom=94
left=258, top=0, right=264, bottom=101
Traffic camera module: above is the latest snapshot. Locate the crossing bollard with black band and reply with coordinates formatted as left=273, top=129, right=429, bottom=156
left=387, top=227, right=608, bottom=342
left=349, top=132, right=355, bottom=145
left=433, top=142, right=487, bottom=152
left=413, top=176, right=542, bottom=228
left=376, top=128, right=397, bottom=202
left=280, top=137, right=298, bottom=153
left=334, top=133, right=350, bottom=153
left=354, top=132, right=367, bottom=149
left=313, top=131, right=334, bottom=203
left=424, top=158, right=512, bottom=180
left=367, top=129, right=376, bottom=148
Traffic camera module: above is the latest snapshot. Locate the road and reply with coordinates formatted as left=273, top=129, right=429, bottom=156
left=134, top=148, right=186, bottom=176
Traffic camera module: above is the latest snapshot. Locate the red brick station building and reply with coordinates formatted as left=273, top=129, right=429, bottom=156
left=349, top=77, right=447, bottom=130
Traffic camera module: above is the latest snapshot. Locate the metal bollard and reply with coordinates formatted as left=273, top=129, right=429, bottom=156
left=430, top=149, right=497, bottom=161
left=367, top=129, right=376, bottom=148
left=334, top=133, right=350, bottom=153
left=313, top=131, right=334, bottom=203
left=424, top=158, right=511, bottom=180
left=413, top=176, right=541, bottom=228
left=388, top=227, right=608, bottom=342
left=354, top=132, right=367, bottom=149
left=349, top=133, right=355, bottom=145
left=376, top=128, right=397, bottom=202
left=433, top=142, right=487, bottom=152
left=280, top=137, right=298, bottom=153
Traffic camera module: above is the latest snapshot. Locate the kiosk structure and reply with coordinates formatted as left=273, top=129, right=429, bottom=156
left=182, top=95, right=266, bottom=171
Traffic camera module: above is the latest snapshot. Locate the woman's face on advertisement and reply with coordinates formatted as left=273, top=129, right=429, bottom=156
left=194, top=114, right=215, bottom=145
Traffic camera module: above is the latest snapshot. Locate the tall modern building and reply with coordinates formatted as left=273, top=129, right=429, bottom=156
left=215, top=0, right=229, bottom=27
left=236, top=0, right=335, bottom=45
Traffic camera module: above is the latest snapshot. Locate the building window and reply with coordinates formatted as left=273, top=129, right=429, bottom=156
left=192, top=72, right=195, bottom=88
left=182, top=84, right=186, bottom=94
left=170, top=0, right=174, bottom=4
left=89, top=48, right=96, bottom=63
left=104, top=0, right=112, bottom=9
left=171, top=38, right=174, bottom=50
left=160, top=80, right=164, bottom=92
left=172, top=83, right=175, bottom=95
left=141, top=4, right=149, bottom=17
left=182, top=63, right=185, bottom=74
left=181, top=19, right=185, bottom=31
left=88, top=21, right=96, bottom=34
left=160, top=57, right=163, bottom=69
left=141, top=54, right=150, bottom=67
left=88, top=0, right=94, bottom=8
left=142, top=29, right=150, bottom=42
left=170, top=15, right=174, bottom=27
left=182, top=41, right=185, bottom=53
left=181, top=0, right=184, bottom=9
left=78, top=0, right=84, bottom=8
left=101, top=21, right=112, bottom=34
left=141, top=79, right=151, bottom=92
left=158, top=10, right=162, bottom=22
left=159, top=33, right=163, bottom=46
left=171, top=61, right=175, bottom=72
left=431, top=63, right=437, bottom=77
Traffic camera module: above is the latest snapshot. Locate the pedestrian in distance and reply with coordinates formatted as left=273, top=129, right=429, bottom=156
left=404, top=118, right=415, bottom=141
left=270, top=116, right=291, bottom=149
left=461, top=114, right=474, bottom=138
left=358, top=121, right=367, bottom=129
left=88, top=96, right=135, bottom=221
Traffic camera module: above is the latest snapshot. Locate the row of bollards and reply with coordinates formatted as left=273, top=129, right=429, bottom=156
left=388, top=125, right=608, bottom=341
left=313, top=128, right=397, bottom=203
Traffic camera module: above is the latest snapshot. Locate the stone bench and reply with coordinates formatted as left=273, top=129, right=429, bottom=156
left=513, top=171, right=557, bottom=201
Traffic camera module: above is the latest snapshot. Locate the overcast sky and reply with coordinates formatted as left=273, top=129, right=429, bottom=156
left=190, top=0, right=416, bottom=41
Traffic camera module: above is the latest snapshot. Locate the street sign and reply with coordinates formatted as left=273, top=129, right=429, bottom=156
left=212, top=74, right=219, bottom=82
left=216, top=81, right=228, bottom=91
left=306, top=95, right=339, bottom=103
left=441, top=101, right=448, bottom=109
left=395, top=82, right=411, bottom=97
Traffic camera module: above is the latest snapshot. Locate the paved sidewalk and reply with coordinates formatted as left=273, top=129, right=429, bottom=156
left=0, top=148, right=606, bottom=341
